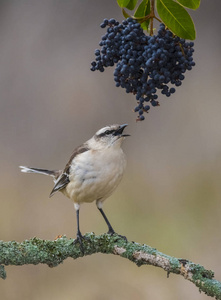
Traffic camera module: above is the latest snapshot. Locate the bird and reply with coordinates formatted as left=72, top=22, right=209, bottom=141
left=20, top=124, right=129, bottom=249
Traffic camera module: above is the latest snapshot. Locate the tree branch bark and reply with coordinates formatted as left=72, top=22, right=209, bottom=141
left=0, top=233, right=220, bottom=299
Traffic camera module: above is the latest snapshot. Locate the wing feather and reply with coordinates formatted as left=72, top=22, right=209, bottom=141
left=49, top=172, right=70, bottom=197
left=49, top=144, right=89, bottom=197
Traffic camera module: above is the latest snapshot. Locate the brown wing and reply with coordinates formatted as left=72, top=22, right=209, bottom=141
left=49, top=144, right=89, bottom=197
left=49, top=172, right=70, bottom=197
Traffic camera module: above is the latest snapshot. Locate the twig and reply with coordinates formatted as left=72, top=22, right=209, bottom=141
left=150, top=0, right=155, bottom=35
left=0, top=233, right=220, bottom=299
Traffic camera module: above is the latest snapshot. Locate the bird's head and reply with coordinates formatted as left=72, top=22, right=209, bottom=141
left=91, top=124, right=129, bottom=149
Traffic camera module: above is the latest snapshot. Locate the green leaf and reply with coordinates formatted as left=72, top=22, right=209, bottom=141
left=140, top=19, right=150, bottom=31
left=156, top=0, right=196, bottom=40
left=126, top=0, right=138, bottom=10
left=134, top=0, right=149, bottom=17
left=134, top=0, right=150, bottom=31
left=122, top=8, right=131, bottom=19
left=117, top=0, right=130, bottom=8
left=176, top=0, right=200, bottom=10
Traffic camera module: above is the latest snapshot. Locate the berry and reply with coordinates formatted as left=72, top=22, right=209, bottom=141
left=139, top=115, right=145, bottom=121
left=91, top=19, right=195, bottom=120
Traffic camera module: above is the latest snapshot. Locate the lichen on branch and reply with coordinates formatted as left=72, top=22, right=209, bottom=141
left=0, top=233, right=221, bottom=299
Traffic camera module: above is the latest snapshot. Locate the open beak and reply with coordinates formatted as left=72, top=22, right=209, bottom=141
left=114, top=124, right=130, bottom=137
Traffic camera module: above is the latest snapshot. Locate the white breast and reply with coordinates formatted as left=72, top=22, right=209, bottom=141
left=64, top=147, right=126, bottom=204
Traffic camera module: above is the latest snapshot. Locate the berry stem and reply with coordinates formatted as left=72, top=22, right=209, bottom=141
left=141, top=0, right=161, bottom=34
left=150, top=0, right=155, bottom=36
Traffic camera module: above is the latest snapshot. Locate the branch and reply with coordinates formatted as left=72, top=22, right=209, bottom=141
left=0, top=233, right=220, bottom=299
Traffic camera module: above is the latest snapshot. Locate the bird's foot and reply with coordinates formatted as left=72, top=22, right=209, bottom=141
left=107, top=229, right=127, bottom=242
left=74, top=232, right=90, bottom=254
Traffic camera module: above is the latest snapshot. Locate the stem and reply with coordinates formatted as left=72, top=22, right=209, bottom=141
left=140, top=0, right=162, bottom=34
left=150, top=0, right=155, bottom=36
left=154, top=15, right=162, bottom=23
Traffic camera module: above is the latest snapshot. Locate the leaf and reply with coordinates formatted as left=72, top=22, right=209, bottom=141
left=126, top=0, right=138, bottom=10
left=134, top=0, right=150, bottom=31
left=140, top=19, right=150, bottom=31
left=122, top=8, right=131, bottom=19
left=176, top=0, right=200, bottom=10
left=117, top=0, right=130, bottom=8
left=156, top=0, right=196, bottom=40
left=134, top=0, right=149, bottom=17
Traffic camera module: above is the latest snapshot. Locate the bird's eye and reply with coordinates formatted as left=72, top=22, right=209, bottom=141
left=105, top=130, right=111, bottom=135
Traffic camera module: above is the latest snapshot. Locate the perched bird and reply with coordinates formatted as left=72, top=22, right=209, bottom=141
left=20, top=124, right=129, bottom=248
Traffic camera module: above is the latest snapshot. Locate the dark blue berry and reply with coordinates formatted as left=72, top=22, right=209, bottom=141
left=91, top=18, right=195, bottom=120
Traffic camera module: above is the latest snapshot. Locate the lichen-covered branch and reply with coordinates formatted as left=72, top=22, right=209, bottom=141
left=0, top=233, right=221, bottom=299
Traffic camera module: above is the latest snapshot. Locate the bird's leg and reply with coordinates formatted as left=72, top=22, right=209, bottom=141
left=73, top=204, right=85, bottom=253
left=76, top=209, right=84, bottom=240
left=98, top=207, right=115, bottom=235
left=96, top=201, right=127, bottom=242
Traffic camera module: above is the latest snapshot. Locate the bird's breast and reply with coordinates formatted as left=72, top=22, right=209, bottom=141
left=64, top=148, right=126, bottom=204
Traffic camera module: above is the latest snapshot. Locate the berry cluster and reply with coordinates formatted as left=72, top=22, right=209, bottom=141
left=91, top=18, right=195, bottom=120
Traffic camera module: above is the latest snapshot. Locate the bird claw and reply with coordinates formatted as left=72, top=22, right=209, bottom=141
left=116, top=234, right=128, bottom=242
left=107, top=230, right=127, bottom=242
left=74, top=232, right=89, bottom=254
left=118, top=234, right=128, bottom=242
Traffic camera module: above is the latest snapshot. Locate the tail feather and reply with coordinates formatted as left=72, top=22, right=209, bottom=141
left=19, top=166, right=60, bottom=178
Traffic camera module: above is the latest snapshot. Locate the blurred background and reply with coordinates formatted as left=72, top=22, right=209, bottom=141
left=0, top=1, right=221, bottom=299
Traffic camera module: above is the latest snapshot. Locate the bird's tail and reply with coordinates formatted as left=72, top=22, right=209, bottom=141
left=19, top=166, right=60, bottom=178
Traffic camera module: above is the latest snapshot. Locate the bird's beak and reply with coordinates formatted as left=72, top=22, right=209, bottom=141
left=114, top=124, right=130, bottom=137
